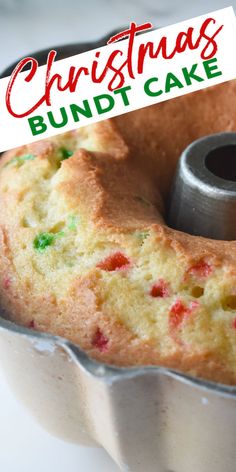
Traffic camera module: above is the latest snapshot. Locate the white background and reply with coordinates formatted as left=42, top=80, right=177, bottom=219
left=0, top=1, right=235, bottom=471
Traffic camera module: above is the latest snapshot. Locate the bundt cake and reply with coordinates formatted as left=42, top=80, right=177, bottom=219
left=1, top=82, right=236, bottom=385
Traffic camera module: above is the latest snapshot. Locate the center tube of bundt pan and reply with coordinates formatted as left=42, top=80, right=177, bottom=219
left=167, top=132, right=236, bottom=241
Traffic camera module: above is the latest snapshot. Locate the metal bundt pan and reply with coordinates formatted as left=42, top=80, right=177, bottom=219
left=1, top=34, right=236, bottom=472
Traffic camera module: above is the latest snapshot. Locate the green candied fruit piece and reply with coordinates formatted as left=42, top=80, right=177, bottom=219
left=55, top=231, right=65, bottom=238
left=67, top=215, right=78, bottom=231
left=135, top=230, right=149, bottom=242
left=5, top=154, right=35, bottom=167
left=33, top=233, right=55, bottom=252
left=134, top=195, right=152, bottom=207
left=33, top=229, right=66, bottom=252
left=59, top=148, right=74, bottom=161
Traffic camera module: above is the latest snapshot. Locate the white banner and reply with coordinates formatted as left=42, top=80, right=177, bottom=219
left=0, top=6, right=236, bottom=152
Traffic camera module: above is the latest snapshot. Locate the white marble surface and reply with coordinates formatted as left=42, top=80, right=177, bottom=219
left=0, top=0, right=235, bottom=72
left=0, top=0, right=235, bottom=471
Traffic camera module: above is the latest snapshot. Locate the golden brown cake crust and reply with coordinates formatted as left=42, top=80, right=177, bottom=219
left=1, top=84, right=236, bottom=385
left=113, top=80, right=236, bottom=197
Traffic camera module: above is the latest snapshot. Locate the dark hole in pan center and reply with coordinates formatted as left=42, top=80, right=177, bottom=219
left=205, top=144, right=236, bottom=182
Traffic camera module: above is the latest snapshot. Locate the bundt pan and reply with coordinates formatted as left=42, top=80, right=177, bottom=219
left=1, top=34, right=236, bottom=472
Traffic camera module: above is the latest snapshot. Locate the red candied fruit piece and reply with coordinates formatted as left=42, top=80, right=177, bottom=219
left=28, top=320, right=35, bottom=329
left=232, top=318, right=236, bottom=329
left=169, top=299, right=199, bottom=329
left=92, top=328, right=109, bottom=352
left=3, top=278, right=11, bottom=289
left=97, top=252, right=130, bottom=272
left=150, top=279, right=170, bottom=298
left=169, top=300, right=187, bottom=329
left=188, top=261, right=212, bottom=278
